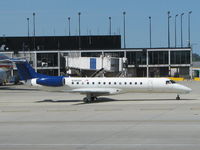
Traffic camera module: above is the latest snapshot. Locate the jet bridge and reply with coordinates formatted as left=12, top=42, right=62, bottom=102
left=65, top=56, right=127, bottom=77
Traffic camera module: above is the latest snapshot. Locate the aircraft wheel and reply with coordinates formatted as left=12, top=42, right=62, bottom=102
left=83, top=97, right=89, bottom=103
left=83, top=97, right=93, bottom=103
left=91, top=97, right=96, bottom=102
left=87, top=97, right=92, bottom=103
left=176, top=95, right=180, bottom=100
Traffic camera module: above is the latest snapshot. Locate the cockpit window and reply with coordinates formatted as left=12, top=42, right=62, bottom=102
left=166, top=81, right=170, bottom=84
left=166, top=80, right=176, bottom=84
left=170, top=80, right=176, bottom=84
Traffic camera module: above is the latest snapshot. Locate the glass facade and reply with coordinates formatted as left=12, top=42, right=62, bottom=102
left=126, top=50, right=191, bottom=77
left=4, top=48, right=191, bottom=77
left=81, top=52, right=124, bottom=58
left=0, top=35, right=121, bottom=51
left=127, top=51, right=146, bottom=65
left=149, top=67, right=169, bottom=77
left=104, top=52, right=124, bottom=57
left=136, top=68, right=147, bottom=77
left=149, top=51, right=168, bottom=65
left=37, top=69, right=58, bottom=76
left=170, top=51, right=190, bottom=64
left=37, top=53, right=58, bottom=67
left=81, top=52, right=102, bottom=57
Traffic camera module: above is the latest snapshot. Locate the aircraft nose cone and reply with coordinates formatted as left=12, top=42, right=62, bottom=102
left=176, top=84, right=192, bottom=94
left=182, top=86, right=192, bottom=94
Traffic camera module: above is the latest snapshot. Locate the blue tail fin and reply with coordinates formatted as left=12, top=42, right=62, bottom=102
left=16, top=61, right=49, bottom=80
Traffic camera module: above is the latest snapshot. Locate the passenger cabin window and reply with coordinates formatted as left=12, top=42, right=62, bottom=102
left=135, top=82, right=137, bottom=85
left=87, top=82, right=89, bottom=84
left=119, top=82, right=122, bottom=85
left=109, top=82, right=111, bottom=85
left=92, top=82, right=95, bottom=84
left=129, top=82, right=132, bottom=85
left=124, top=82, right=127, bottom=85
left=103, top=82, right=106, bottom=85
left=76, top=82, right=79, bottom=84
left=140, top=82, right=142, bottom=85
left=72, top=82, right=74, bottom=84
left=98, top=82, right=101, bottom=84
left=114, top=82, right=117, bottom=85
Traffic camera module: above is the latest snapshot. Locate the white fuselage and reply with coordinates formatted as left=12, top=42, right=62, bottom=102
left=30, top=77, right=191, bottom=95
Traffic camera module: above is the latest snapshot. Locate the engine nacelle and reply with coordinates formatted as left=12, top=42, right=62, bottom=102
left=36, top=77, right=65, bottom=87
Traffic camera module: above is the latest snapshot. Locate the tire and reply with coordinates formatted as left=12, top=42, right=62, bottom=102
left=83, top=97, right=89, bottom=103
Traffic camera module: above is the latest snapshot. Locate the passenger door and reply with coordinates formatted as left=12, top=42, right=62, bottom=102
left=148, top=80, right=153, bottom=92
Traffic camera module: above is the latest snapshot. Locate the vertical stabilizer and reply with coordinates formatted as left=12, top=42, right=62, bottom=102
left=16, top=61, right=48, bottom=80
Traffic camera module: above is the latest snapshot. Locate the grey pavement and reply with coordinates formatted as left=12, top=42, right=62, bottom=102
left=0, top=81, right=200, bottom=150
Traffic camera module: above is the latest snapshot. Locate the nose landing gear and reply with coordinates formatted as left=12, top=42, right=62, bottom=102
left=176, top=94, right=180, bottom=100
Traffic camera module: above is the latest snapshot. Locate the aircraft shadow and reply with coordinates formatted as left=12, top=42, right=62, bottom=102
left=36, top=99, right=82, bottom=103
left=74, top=97, right=197, bottom=105
left=36, top=97, right=116, bottom=105
left=0, top=87, right=39, bottom=91
left=73, top=98, right=116, bottom=105
left=36, top=97, right=197, bottom=105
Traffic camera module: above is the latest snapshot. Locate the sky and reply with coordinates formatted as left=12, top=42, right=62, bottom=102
left=0, top=0, right=200, bottom=54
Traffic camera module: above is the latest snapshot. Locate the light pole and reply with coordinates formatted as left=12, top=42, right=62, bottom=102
left=27, top=17, right=30, bottom=51
left=78, top=12, right=81, bottom=36
left=181, top=13, right=184, bottom=47
left=123, top=11, right=126, bottom=48
left=27, top=18, right=30, bottom=37
left=188, top=11, right=192, bottom=47
left=68, top=17, right=71, bottom=36
left=175, top=14, right=178, bottom=47
left=109, top=17, right=111, bottom=35
left=149, top=16, right=152, bottom=48
left=78, top=12, right=81, bottom=49
left=33, top=12, right=36, bottom=50
left=167, top=11, right=171, bottom=48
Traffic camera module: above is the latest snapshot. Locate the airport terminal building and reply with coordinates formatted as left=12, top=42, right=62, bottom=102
left=0, top=35, right=192, bottom=78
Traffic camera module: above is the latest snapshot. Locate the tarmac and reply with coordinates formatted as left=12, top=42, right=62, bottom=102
left=0, top=80, right=200, bottom=150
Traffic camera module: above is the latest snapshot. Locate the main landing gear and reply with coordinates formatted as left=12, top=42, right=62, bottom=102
left=176, top=94, right=180, bottom=100
left=83, top=94, right=97, bottom=103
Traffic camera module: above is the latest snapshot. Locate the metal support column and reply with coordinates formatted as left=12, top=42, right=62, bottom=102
left=190, top=47, right=193, bottom=79
left=58, top=51, right=61, bottom=76
left=101, top=51, right=104, bottom=77
left=168, top=50, right=171, bottom=77
left=146, top=50, right=149, bottom=77
left=124, top=50, right=127, bottom=77
left=34, top=51, right=37, bottom=72
left=11, top=52, right=14, bottom=77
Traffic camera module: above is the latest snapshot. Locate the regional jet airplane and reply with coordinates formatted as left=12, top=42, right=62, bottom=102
left=15, top=61, right=191, bottom=103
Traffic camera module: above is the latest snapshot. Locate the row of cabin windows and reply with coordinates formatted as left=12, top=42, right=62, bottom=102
left=71, top=81, right=143, bottom=85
